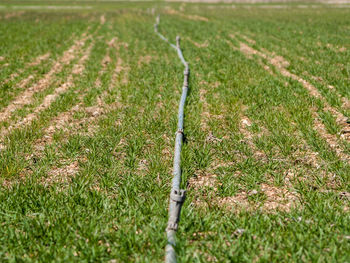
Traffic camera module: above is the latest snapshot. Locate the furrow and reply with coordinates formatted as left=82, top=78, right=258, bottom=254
left=229, top=34, right=350, bottom=162
left=0, top=29, right=91, bottom=124
left=234, top=34, right=348, bottom=125
left=1, top=37, right=95, bottom=138
left=313, top=112, right=350, bottom=163
left=42, top=49, right=127, bottom=187
left=33, top=37, right=125, bottom=153
left=2, top=52, right=51, bottom=85
left=195, top=82, right=301, bottom=212
left=38, top=44, right=112, bottom=146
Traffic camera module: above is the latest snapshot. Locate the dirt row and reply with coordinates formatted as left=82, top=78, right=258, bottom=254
left=2, top=27, right=130, bottom=189
left=229, top=33, right=350, bottom=164
left=0, top=29, right=92, bottom=127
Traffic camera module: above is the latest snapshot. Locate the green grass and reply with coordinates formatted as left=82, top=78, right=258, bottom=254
left=0, top=2, right=349, bottom=262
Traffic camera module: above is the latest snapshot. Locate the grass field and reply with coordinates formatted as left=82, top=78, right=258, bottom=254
left=0, top=1, right=350, bottom=262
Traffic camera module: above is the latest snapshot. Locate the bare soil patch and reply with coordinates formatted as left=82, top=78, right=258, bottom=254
left=199, top=87, right=210, bottom=131
left=164, top=7, right=209, bottom=22
left=326, top=43, right=347, bottom=53
left=100, top=14, right=106, bottom=25
left=42, top=161, right=80, bottom=187
left=218, top=183, right=299, bottom=212
left=3, top=11, right=24, bottom=19
left=191, top=171, right=299, bottom=212
left=137, top=55, right=152, bottom=67
left=239, top=114, right=268, bottom=161
left=186, top=37, right=209, bottom=48
left=28, top=52, right=50, bottom=67
left=188, top=171, right=219, bottom=190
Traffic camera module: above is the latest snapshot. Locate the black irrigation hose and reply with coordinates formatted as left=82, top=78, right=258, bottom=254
left=154, top=15, right=190, bottom=263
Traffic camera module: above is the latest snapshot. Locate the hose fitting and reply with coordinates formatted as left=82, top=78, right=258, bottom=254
left=167, top=189, right=186, bottom=231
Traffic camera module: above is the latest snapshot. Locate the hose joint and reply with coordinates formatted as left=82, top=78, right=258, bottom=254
left=167, top=189, right=186, bottom=231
